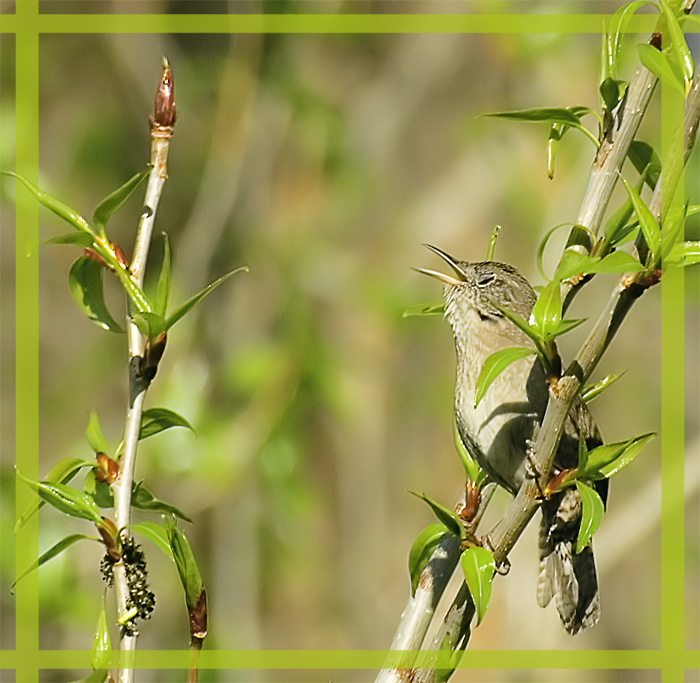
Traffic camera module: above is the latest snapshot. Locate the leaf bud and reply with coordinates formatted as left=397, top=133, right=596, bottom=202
left=95, top=452, right=119, bottom=484
left=152, top=58, right=177, bottom=128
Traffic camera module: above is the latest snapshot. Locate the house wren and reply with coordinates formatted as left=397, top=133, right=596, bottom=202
left=417, top=244, right=607, bottom=635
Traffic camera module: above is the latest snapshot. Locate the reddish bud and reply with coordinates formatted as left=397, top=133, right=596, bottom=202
left=95, top=451, right=119, bottom=484
left=650, top=32, right=662, bottom=50
left=153, top=58, right=177, bottom=127
left=112, top=242, right=128, bottom=269
left=83, top=248, right=107, bottom=267
left=189, top=588, right=208, bottom=644
left=543, top=468, right=578, bottom=497
left=97, top=517, right=121, bottom=561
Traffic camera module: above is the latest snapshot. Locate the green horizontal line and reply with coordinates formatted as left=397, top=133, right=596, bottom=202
left=7, top=13, right=657, bottom=35
left=6, top=649, right=694, bottom=670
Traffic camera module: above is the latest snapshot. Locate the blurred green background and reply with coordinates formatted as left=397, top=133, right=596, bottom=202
left=1, top=3, right=699, bottom=681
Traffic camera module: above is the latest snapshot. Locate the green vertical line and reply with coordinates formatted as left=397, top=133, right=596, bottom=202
left=660, top=83, right=685, bottom=683
left=14, top=0, right=39, bottom=682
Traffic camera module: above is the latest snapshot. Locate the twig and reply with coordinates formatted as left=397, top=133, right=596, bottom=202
left=112, top=58, right=176, bottom=683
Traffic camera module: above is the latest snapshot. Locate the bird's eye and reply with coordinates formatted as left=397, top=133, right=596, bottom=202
left=476, top=272, right=495, bottom=287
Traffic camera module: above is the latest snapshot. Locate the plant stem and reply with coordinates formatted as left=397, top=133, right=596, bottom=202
left=113, top=59, right=176, bottom=683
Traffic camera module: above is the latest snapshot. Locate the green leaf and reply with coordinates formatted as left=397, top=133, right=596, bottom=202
left=16, top=470, right=104, bottom=524
left=165, top=266, right=248, bottom=330
left=139, top=407, right=195, bottom=441
left=659, top=0, right=694, bottom=88
left=627, top=140, right=661, bottom=190
left=575, top=481, right=605, bottom=553
left=453, top=419, right=485, bottom=485
left=599, top=78, right=624, bottom=113
left=86, top=410, right=110, bottom=453
left=486, top=225, right=501, bottom=260
left=91, top=597, right=112, bottom=672
left=531, top=279, right=562, bottom=339
left=638, top=43, right=685, bottom=95
left=131, top=312, right=167, bottom=339
left=603, top=1, right=646, bottom=79
left=402, top=302, right=445, bottom=318
left=154, top=233, right=171, bottom=318
left=536, top=222, right=581, bottom=280
left=460, top=546, right=496, bottom=626
left=580, top=432, right=655, bottom=479
left=580, top=372, right=626, bottom=403
left=164, top=516, right=204, bottom=609
left=578, top=432, right=589, bottom=472
left=43, top=232, right=95, bottom=248
left=15, top=457, right=93, bottom=532
left=554, top=249, right=598, bottom=281
left=587, top=250, right=645, bottom=274
left=11, top=533, right=97, bottom=592
left=661, top=202, right=688, bottom=261
left=3, top=171, right=96, bottom=236
left=69, top=257, right=124, bottom=333
left=408, top=524, right=451, bottom=596
left=130, top=521, right=174, bottom=560
left=474, top=347, right=535, bottom=408
left=131, top=481, right=193, bottom=522
left=665, top=241, right=700, bottom=267
left=619, top=173, right=661, bottom=258
left=550, top=317, right=587, bottom=337
left=93, top=165, right=151, bottom=233
left=546, top=123, right=567, bottom=179
left=409, top=491, right=464, bottom=540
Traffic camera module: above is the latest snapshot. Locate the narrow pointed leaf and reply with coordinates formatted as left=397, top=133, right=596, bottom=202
left=139, top=407, right=195, bottom=441
left=578, top=432, right=589, bottom=472
left=575, top=481, right=605, bottom=553
left=551, top=317, right=587, bottom=337
left=15, top=457, right=93, bottom=531
left=408, top=524, right=451, bottom=595
left=604, top=1, right=646, bottom=79
left=554, top=250, right=597, bottom=281
left=460, top=546, right=496, bottom=626
left=3, top=171, right=95, bottom=236
left=474, top=347, right=535, bottom=408
left=580, top=372, right=626, bottom=403
left=402, top=302, right=445, bottom=318
left=661, top=202, right=688, bottom=260
left=483, top=107, right=582, bottom=126
left=531, top=279, right=562, bottom=338
left=86, top=410, right=110, bottom=453
left=43, top=232, right=95, bottom=248
left=619, top=173, right=661, bottom=258
left=587, top=250, right=644, bottom=273
left=665, top=240, right=700, bottom=267
left=11, top=534, right=97, bottom=592
left=580, top=432, right=655, bottom=479
left=131, top=312, right=166, bottom=339
left=627, top=140, right=661, bottom=190
left=69, top=257, right=124, bottom=333
left=131, top=481, right=192, bottom=522
left=638, top=43, right=685, bottom=95
left=91, top=597, right=112, bottom=671
left=131, top=521, right=174, bottom=559
left=154, top=232, right=171, bottom=318
left=164, top=516, right=204, bottom=609
left=409, top=491, right=464, bottom=540
left=16, top=470, right=103, bottom=524
left=659, top=0, right=694, bottom=86
left=165, top=266, right=248, bottom=330
left=486, top=225, right=501, bottom=260
left=93, top=165, right=151, bottom=232
left=453, top=418, right=485, bottom=485
left=547, top=123, right=566, bottom=179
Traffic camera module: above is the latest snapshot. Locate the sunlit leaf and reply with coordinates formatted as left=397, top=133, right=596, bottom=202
left=575, top=481, right=605, bottom=553
left=580, top=432, right=656, bottom=479
left=474, top=347, right=534, bottom=408
left=409, top=491, right=464, bottom=540
left=131, top=521, right=174, bottom=560
left=453, top=419, right=485, bottom=486
left=551, top=317, right=587, bottom=337
left=11, top=533, right=98, bottom=592
left=460, top=546, right=496, bottom=626
left=531, top=279, right=562, bottom=338
left=93, top=166, right=151, bottom=234
left=164, top=515, right=204, bottom=609
left=131, top=481, right=192, bottom=522
left=627, top=140, right=661, bottom=190
left=619, top=173, right=661, bottom=258
left=85, top=410, right=110, bottom=454
left=581, top=372, right=626, bottom=403
left=659, top=0, right=694, bottom=88
left=554, top=250, right=597, bottom=281
left=486, top=225, right=501, bottom=260
left=638, top=43, right=685, bottom=95
left=588, top=250, right=645, bottom=273
left=16, top=470, right=103, bottom=524
left=408, top=524, right=451, bottom=596
left=665, top=240, right=700, bottom=267
left=3, top=171, right=95, bottom=236
left=91, top=596, right=112, bottom=672
left=131, top=312, right=166, bottom=340
left=43, top=232, right=95, bottom=248
left=165, top=267, right=248, bottom=330
left=15, top=457, right=93, bottom=531
left=604, top=1, right=647, bottom=79
left=547, top=123, right=567, bottom=179
left=402, top=302, right=445, bottom=318
left=69, top=257, right=124, bottom=333
left=139, top=407, right=195, bottom=441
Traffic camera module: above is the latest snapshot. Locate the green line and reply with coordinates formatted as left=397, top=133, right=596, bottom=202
left=660, top=83, right=686, bottom=683
left=29, top=648, right=698, bottom=670
left=31, top=13, right=657, bottom=35
left=15, top=2, right=39, bottom=683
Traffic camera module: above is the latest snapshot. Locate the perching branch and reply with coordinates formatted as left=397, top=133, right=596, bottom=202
left=112, top=58, right=176, bottom=683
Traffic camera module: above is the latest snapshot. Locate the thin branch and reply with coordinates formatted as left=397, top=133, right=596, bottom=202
left=113, top=58, right=176, bottom=683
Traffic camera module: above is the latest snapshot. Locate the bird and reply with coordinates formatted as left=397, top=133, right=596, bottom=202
left=416, top=243, right=607, bottom=635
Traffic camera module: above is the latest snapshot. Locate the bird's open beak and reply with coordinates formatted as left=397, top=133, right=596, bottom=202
left=413, top=244, right=467, bottom=286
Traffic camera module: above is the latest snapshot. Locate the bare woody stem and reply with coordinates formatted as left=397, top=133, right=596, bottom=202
left=113, top=59, right=176, bottom=683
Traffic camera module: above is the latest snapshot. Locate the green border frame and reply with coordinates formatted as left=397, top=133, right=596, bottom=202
left=4, top=3, right=697, bottom=681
